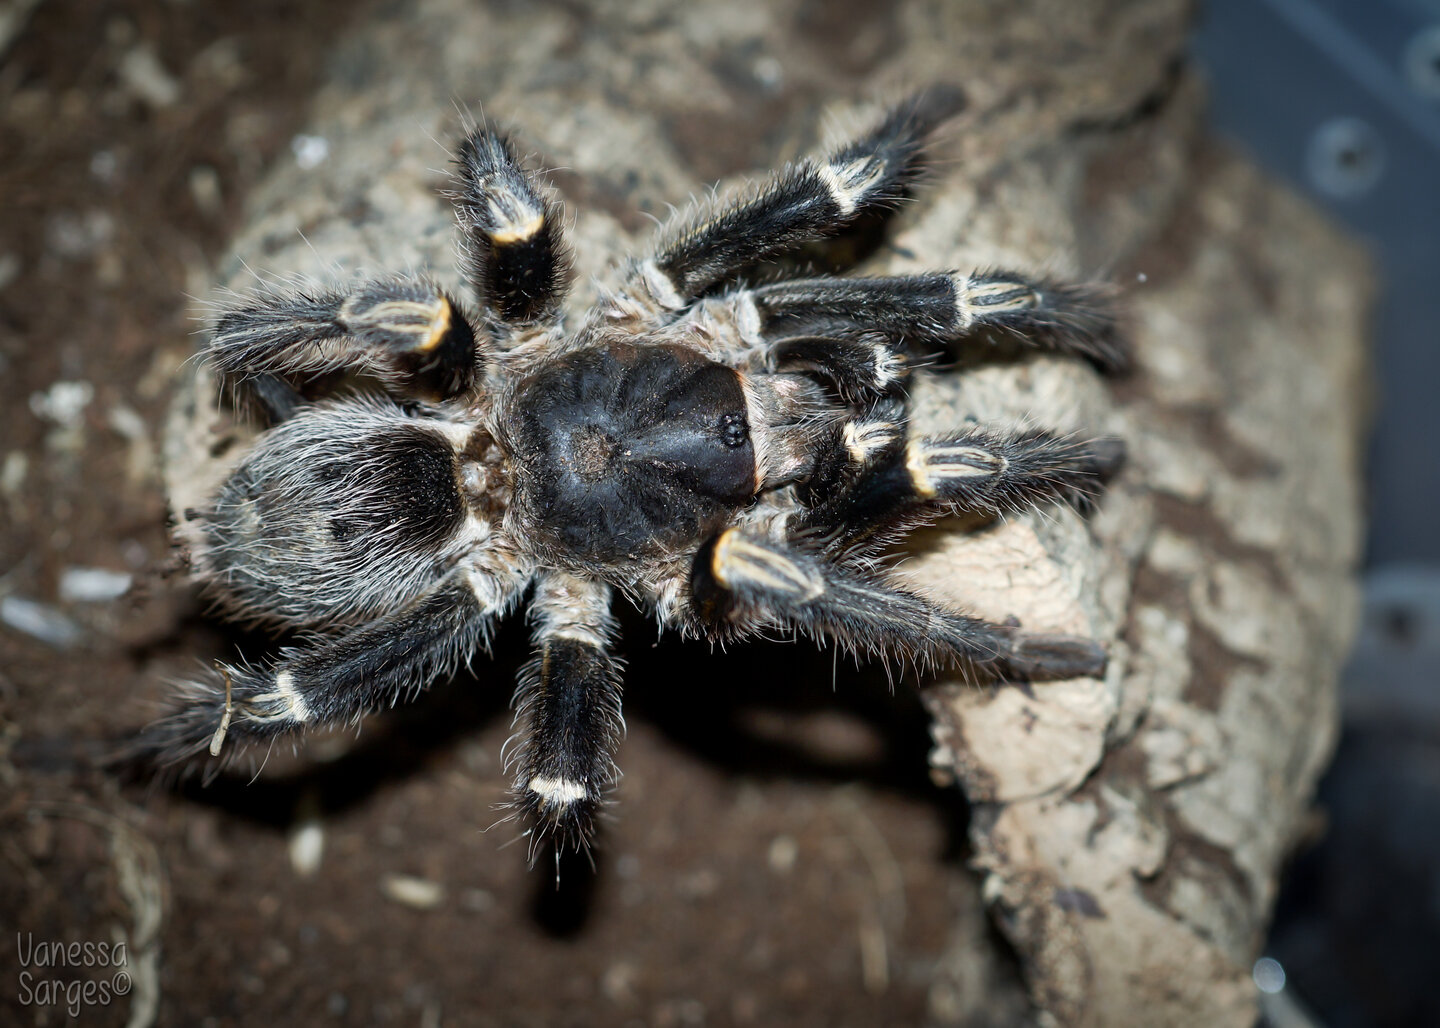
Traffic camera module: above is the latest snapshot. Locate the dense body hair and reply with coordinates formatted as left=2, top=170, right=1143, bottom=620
left=147, top=87, right=1123, bottom=862
left=199, top=399, right=480, bottom=628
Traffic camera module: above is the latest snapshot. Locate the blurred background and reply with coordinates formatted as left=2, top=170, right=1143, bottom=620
left=1194, top=2, right=1440, bottom=1025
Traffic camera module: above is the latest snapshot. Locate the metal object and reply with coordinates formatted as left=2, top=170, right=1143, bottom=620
left=1194, top=0, right=1440, bottom=566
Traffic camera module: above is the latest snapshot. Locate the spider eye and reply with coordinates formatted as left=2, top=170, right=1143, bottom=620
left=719, top=412, right=749, bottom=449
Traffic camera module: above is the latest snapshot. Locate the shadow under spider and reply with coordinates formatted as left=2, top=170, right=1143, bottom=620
left=118, top=595, right=979, bottom=935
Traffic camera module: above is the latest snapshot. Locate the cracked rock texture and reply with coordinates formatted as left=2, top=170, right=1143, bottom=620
left=182, top=0, right=1368, bottom=1024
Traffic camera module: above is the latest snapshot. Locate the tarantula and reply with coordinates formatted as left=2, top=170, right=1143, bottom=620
left=150, top=87, right=1123, bottom=857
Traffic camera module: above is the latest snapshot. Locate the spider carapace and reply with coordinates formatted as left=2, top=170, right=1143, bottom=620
left=149, top=86, right=1124, bottom=860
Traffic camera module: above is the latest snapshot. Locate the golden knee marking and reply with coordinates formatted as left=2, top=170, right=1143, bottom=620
left=343, top=295, right=452, bottom=350
left=488, top=211, right=545, bottom=245
left=905, top=439, right=938, bottom=498
left=244, top=670, right=312, bottom=725
left=818, top=156, right=885, bottom=217
left=871, top=345, right=908, bottom=389
left=417, top=297, right=452, bottom=352
left=952, top=274, right=1040, bottom=329
left=713, top=528, right=824, bottom=600
left=844, top=421, right=898, bottom=463
left=911, top=441, right=1005, bottom=493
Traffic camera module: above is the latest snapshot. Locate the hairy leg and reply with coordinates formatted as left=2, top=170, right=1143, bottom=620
left=685, top=528, right=1106, bottom=680
left=747, top=270, right=1123, bottom=374
left=505, top=572, right=624, bottom=857
left=140, top=566, right=519, bottom=766
left=452, top=128, right=570, bottom=330
left=790, top=419, right=1124, bottom=557
left=210, top=278, right=481, bottom=420
left=611, top=86, right=966, bottom=322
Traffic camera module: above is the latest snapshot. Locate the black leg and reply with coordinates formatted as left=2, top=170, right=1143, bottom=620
left=688, top=528, right=1106, bottom=681
left=790, top=423, right=1125, bottom=557
left=747, top=269, right=1123, bottom=371
left=453, top=129, right=570, bottom=327
left=626, top=87, right=966, bottom=314
left=245, top=373, right=305, bottom=424
left=762, top=333, right=911, bottom=404
left=210, top=278, right=481, bottom=419
left=506, top=573, right=623, bottom=857
left=140, top=569, right=506, bottom=766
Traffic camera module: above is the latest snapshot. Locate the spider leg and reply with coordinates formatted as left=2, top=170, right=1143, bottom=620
left=687, top=528, right=1106, bottom=681
left=747, top=270, right=1123, bottom=373
left=615, top=86, right=965, bottom=320
left=141, top=567, right=515, bottom=766
left=506, top=572, right=623, bottom=856
left=760, top=333, right=911, bottom=405
left=452, top=128, right=570, bottom=330
left=790, top=420, right=1125, bottom=557
left=210, top=279, right=481, bottom=421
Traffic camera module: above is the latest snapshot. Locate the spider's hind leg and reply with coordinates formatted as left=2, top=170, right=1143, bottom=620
left=506, top=573, right=624, bottom=857
left=685, top=528, right=1105, bottom=681
left=747, top=269, right=1123, bottom=373
left=139, top=567, right=513, bottom=767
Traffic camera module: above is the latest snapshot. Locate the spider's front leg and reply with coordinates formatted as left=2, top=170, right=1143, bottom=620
left=141, top=566, right=517, bottom=766
left=210, top=279, right=482, bottom=421
left=506, top=572, right=624, bottom=856
left=612, top=86, right=966, bottom=322
left=453, top=128, right=570, bottom=331
left=685, top=529, right=1106, bottom=681
left=748, top=270, right=1124, bottom=375
left=790, top=417, right=1125, bottom=558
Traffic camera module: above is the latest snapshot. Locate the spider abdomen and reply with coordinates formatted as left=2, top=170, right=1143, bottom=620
left=197, top=402, right=482, bottom=628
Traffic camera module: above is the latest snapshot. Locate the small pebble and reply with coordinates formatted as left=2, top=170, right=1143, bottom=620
left=46, top=211, right=113, bottom=260
left=118, top=43, right=181, bottom=109
left=90, top=149, right=120, bottom=185
left=381, top=874, right=444, bottom=910
left=1, top=596, right=83, bottom=648
left=291, top=134, right=330, bottom=170
left=288, top=818, right=325, bottom=877
left=1, top=451, right=26, bottom=497
left=30, top=381, right=93, bottom=426
left=767, top=834, right=798, bottom=874
left=59, top=566, right=133, bottom=602
left=189, top=165, right=222, bottom=217
left=107, top=403, right=148, bottom=441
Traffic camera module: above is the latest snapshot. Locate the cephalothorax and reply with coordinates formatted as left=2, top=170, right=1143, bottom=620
left=151, top=87, right=1123, bottom=858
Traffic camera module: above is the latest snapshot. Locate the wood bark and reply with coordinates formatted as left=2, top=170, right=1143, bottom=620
left=180, top=0, right=1369, bottom=1022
